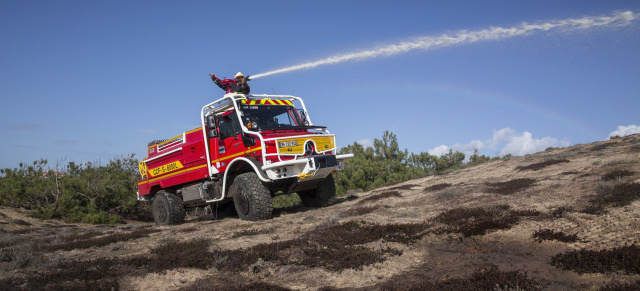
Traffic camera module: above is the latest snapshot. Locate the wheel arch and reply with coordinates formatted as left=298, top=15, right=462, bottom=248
left=222, top=157, right=270, bottom=198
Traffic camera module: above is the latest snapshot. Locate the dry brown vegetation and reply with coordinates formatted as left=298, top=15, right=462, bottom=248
left=484, top=178, right=537, bottom=195
left=532, top=228, right=579, bottom=243
left=516, top=158, right=570, bottom=171
left=356, top=190, right=401, bottom=204
left=1, top=134, right=640, bottom=290
left=423, top=182, right=452, bottom=192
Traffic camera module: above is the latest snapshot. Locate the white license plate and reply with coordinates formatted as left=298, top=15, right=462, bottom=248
left=279, top=141, right=298, bottom=148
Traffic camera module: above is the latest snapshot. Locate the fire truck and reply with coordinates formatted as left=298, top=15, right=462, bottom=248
left=137, top=93, right=353, bottom=225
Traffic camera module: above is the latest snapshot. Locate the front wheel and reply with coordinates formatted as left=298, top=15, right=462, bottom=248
left=152, top=190, right=186, bottom=225
left=232, top=172, right=273, bottom=221
left=298, top=174, right=336, bottom=207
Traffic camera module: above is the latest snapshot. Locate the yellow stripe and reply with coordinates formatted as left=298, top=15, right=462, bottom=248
left=260, top=99, right=267, bottom=105
left=185, top=127, right=202, bottom=135
left=138, top=163, right=208, bottom=185
left=210, top=147, right=262, bottom=164
left=286, top=100, right=293, bottom=105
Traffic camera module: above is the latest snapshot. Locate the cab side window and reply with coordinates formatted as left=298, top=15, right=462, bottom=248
left=218, top=112, right=240, bottom=139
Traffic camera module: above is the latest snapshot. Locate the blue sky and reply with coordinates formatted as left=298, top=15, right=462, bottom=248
left=1, top=1, right=639, bottom=169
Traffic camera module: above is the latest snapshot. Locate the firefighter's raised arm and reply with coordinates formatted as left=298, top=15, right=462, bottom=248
left=209, top=73, right=226, bottom=90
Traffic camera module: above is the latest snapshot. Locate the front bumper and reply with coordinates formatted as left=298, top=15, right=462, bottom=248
left=261, top=154, right=354, bottom=181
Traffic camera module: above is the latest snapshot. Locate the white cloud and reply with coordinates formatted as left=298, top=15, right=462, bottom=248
left=427, top=127, right=570, bottom=158
left=428, top=145, right=450, bottom=156
left=498, top=131, right=569, bottom=156
left=607, top=124, right=640, bottom=140
left=356, top=138, right=374, bottom=148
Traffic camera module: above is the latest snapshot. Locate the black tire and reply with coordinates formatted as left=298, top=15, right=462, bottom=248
left=298, top=174, right=336, bottom=207
left=152, top=190, right=186, bottom=225
left=232, top=172, right=273, bottom=221
left=147, top=139, right=167, bottom=147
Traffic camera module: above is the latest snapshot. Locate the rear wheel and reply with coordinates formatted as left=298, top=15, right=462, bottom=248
left=298, top=174, right=336, bottom=207
left=152, top=190, right=185, bottom=225
left=232, top=172, right=273, bottom=221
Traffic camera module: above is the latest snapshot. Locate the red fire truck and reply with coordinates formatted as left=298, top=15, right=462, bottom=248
left=137, top=93, right=353, bottom=225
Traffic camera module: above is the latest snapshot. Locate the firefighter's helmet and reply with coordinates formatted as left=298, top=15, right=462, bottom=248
left=235, top=72, right=244, bottom=78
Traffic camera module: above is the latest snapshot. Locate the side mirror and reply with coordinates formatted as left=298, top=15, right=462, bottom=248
left=242, top=134, right=256, bottom=147
left=206, top=115, right=216, bottom=129
left=299, top=110, right=308, bottom=125
left=208, top=129, right=218, bottom=138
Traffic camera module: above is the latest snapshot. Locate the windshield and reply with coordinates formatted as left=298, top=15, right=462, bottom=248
left=239, top=104, right=304, bottom=131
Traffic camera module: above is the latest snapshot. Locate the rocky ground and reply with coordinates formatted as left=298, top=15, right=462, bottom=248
left=1, top=134, right=640, bottom=290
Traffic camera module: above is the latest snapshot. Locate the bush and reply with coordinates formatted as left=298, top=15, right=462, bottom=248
left=485, top=178, right=537, bottom=195
left=551, top=245, right=640, bottom=274
left=516, top=159, right=570, bottom=171
left=0, top=155, right=140, bottom=224
left=532, top=229, right=578, bottom=243
left=582, top=182, right=640, bottom=214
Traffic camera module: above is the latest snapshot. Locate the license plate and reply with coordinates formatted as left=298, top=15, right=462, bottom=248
left=149, top=161, right=184, bottom=177
left=279, top=141, right=298, bottom=148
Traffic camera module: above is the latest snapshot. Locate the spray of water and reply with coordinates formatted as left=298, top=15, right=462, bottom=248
left=250, top=11, right=637, bottom=79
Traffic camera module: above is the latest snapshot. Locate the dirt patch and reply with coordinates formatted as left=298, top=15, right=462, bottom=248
left=424, top=183, right=452, bottom=192
left=532, top=229, right=579, bottom=243
left=377, top=264, right=542, bottom=290
left=484, top=178, right=537, bottom=195
left=582, top=182, right=640, bottom=214
left=551, top=245, right=640, bottom=274
left=434, top=205, right=540, bottom=237
left=357, top=191, right=401, bottom=205
left=516, top=159, right=570, bottom=171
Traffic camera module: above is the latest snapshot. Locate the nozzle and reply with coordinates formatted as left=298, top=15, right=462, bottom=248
left=246, top=75, right=252, bottom=81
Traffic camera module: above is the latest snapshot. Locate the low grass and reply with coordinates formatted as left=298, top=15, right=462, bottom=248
left=581, top=182, right=640, bottom=215
left=602, top=169, right=635, bottom=181
left=551, top=245, right=640, bottom=274
left=180, top=275, right=292, bottom=291
left=561, top=171, right=580, bottom=175
left=387, top=184, right=419, bottom=191
left=484, top=178, right=537, bottom=195
left=378, top=264, right=542, bottom=291
left=357, top=191, right=401, bottom=205
left=551, top=206, right=574, bottom=218
left=423, top=183, right=452, bottom=192
left=532, top=229, right=578, bottom=243
left=516, top=159, right=570, bottom=171
left=232, top=227, right=275, bottom=238
left=340, top=205, right=379, bottom=217
left=599, top=280, right=640, bottom=291
left=434, top=205, right=540, bottom=237
left=591, top=143, right=614, bottom=151
left=11, top=219, right=32, bottom=226
left=43, top=227, right=159, bottom=251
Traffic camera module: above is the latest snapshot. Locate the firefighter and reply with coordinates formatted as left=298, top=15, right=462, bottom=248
left=209, top=72, right=250, bottom=95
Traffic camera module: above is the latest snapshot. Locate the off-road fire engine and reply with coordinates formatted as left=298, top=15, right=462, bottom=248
left=137, top=93, right=353, bottom=225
